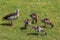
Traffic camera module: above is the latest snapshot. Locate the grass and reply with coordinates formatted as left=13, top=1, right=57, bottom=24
left=0, top=0, right=60, bottom=40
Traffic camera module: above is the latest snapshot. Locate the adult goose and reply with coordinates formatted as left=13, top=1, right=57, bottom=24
left=3, top=9, right=19, bottom=26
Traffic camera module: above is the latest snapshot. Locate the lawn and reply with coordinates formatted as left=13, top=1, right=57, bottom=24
left=0, top=0, right=60, bottom=40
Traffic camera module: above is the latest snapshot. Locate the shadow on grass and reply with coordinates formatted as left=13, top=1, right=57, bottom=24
left=27, top=33, right=39, bottom=35
left=0, top=23, right=11, bottom=26
left=27, top=33, right=47, bottom=36
left=20, top=27, right=26, bottom=30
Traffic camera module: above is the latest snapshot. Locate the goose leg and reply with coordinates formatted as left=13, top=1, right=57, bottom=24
left=25, top=24, right=27, bottom=29
left=50, top=23, right=54, bottom=28
left=41, top=30, right=47, bottom=35
left=11, top=20, right=13, bottom=26
left=43, top=23, right=46, bottom=28
left=35, top=19, right=37, bottom=23
left=31, top=19, right=34, bottom=24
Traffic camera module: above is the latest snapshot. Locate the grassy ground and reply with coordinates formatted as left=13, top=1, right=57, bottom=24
left=0, top=0, right=60, bottom=40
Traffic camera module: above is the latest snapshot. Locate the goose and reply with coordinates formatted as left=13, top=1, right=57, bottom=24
left=3, top=9, right=19, bottom=26
left=41, top=18, right=54, bottom=28
left=24, top=19, right=31, bottom=29
left=30, top=13, right=37, bottom=24
left=33, top=26, right=47, bottom=35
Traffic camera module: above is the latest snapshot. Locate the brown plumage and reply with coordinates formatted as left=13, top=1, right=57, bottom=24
left=3, top=9, right=19, bottom=26
left=24, top=19, right=31, bottom=29
left=33, top=26, right=47, bottom=35
left=30, top=13, right=37, bottom=24
left=41, top=18, right=54, bottom=28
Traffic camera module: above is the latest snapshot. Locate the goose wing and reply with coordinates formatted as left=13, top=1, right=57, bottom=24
left=3, top=13, right=17, bottom=20
left=4, top=13, right=16, bottom=17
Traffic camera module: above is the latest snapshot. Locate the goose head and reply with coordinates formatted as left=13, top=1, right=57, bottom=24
left=16, top=9, right=19, bottom=17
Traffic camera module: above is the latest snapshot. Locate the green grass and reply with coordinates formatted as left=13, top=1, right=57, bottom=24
left=0, top=0, right=60, bottom=40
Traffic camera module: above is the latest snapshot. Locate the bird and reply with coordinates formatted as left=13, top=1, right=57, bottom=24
left=33, top=25, right=47, bottom=35
left=40, top=18, right=54, bottom=28
left=24, top=19, right=31, bottom=29
left=3, top=9, right=19, bottom=26
left=30, top=13, right=37, bottom=24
